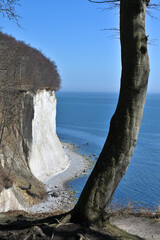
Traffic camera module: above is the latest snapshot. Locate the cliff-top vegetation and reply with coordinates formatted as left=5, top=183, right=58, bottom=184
left=0, top=32, right=61, bottom=92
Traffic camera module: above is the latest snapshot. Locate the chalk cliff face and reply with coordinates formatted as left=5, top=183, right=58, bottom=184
left=0, top=89, right=69, bottom=212
left=0, top=32, right=68, bottom=212
left=29, top=90, right=69, bottom=182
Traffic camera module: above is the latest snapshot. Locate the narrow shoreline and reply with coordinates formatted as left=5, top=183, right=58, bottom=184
left=27, top=142, right=92, bottom=213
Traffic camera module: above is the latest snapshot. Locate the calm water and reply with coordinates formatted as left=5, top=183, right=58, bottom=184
left=55, top=92, right=160, bottom=209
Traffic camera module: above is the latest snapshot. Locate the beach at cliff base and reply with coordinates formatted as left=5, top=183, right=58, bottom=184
left=27, top=142, right=92, bottom=213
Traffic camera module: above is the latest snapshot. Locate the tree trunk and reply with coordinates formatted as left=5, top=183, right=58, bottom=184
left=72, top=0, right=150, bottom=225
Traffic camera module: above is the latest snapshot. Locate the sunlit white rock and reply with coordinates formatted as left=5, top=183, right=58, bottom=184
left=29, top=90, right=70, bottom=182
left=0, top=187, right=24, bottom=212
left=0, top=90, right=69, bottom=212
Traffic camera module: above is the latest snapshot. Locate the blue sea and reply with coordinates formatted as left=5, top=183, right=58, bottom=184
left=55, top=91, right=160, bottom=209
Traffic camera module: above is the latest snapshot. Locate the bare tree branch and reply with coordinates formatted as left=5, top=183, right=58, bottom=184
left=88, top=0, right=119, bottom=3
left=0, top=0, right=21, bottom=25
left=149, top=3, right=160, bottom=10
left=88, top=0, right=160, bottom=10
left=101, top=27, right=120, bottom=39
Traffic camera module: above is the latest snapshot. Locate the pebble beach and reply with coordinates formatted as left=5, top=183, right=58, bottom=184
left=27, top=142, right=91, bottom=213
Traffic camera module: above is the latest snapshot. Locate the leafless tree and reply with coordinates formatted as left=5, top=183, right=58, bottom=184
left=0, top=0, right=21, bottom=24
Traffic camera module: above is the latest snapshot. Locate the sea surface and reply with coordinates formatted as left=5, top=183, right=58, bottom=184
left=55, top=91, right=160, bottom=209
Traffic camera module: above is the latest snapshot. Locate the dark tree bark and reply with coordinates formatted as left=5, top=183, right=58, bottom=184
left=72, top=0, right=150, bottom=225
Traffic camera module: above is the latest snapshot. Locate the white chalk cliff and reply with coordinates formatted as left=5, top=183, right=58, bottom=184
left=0, top=188, right=25, bottom=212
left=0, top=90, right=69, bottom=212
left=29, top=90, right=69, bottom=182
left=0, top=32, right=64, bottom=212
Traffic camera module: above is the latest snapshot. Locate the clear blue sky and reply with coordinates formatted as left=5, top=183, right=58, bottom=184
left=0, top=0, right=160, bottom=93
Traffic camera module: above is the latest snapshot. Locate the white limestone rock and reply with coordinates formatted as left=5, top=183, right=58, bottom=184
left=29, top=90, right=70, bottom=182
left=0, top=187, right=24, bottom=212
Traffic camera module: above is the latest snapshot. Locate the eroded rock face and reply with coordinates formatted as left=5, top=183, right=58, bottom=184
left=29, top=90, right=69, bottom=182
left=0, top=89, right=69, bottom=212
left=0, top=91, right=46, bottom=211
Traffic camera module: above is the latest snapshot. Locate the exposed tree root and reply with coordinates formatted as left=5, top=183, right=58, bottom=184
left=0, top=212, right=145, bottom=239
